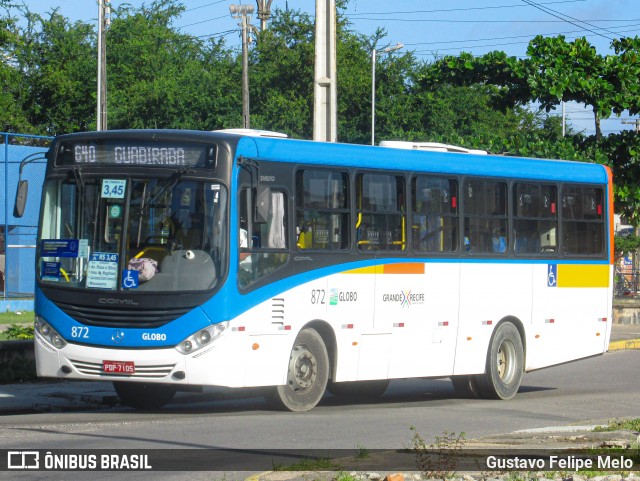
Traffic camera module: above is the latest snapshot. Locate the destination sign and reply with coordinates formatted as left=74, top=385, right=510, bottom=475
left=57, top=141, right=214, bottom=168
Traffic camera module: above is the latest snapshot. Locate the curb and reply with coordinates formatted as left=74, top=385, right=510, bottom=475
left=608, top=338, right=640, bottom=351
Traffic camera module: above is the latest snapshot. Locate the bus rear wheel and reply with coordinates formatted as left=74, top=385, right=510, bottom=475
left=113, top=381, right=176, bottom=410
left=475, top=322, right=524, bottom=400
left=271, top=328, right=329, bottom=412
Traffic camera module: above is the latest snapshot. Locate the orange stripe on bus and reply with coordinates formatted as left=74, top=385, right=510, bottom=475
left=383, top=263, right=425, bottom=274
left=343, top=263, right=425, bottom=275
left=606, top=166, right=615, bottom=264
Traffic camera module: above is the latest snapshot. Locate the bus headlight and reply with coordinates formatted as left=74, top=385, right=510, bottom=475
left=176, top=322, right=228, bottom=355
left=35, top=317, right=67, bottom=349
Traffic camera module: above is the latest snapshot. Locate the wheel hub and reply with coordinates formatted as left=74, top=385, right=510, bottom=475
left=287, top=345, right=317, bottom=392
left=497, top=340, right=516, bottom=383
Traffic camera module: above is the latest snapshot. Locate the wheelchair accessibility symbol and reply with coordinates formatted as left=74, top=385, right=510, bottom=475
left=122, top=270, right=139, bottom=289
left=547, top=264, right=557, bottom=287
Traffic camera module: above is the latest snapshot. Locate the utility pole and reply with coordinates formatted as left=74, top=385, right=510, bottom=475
left=371, top=43, right=403, bottom=146
left=97, top=0, right=110, bottom=131
left=230, top=4, right=255, bottom=129
left=622, top=119, right=640, bottom=133
left=313, top=0, right=337, bottom=143
left=255, top=0, right=273, bottom=31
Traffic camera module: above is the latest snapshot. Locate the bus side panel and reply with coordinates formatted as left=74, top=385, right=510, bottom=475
left=528, top=263, right=611, bottom=370
left=328, top=271, right=375, bottom=382
left=453, top=263, right=533, bottom=375
left=385, top=262, right=459, bottom=379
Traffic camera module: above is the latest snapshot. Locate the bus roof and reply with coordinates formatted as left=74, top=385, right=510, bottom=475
left=48, top=130, right=608, bottom=185
left=236, top=135, right=609, bottom=185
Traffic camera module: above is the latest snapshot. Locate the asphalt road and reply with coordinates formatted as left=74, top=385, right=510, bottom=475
left=0, top=350, right=638, bottom=452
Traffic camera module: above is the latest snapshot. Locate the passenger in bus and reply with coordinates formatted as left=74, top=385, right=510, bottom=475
left=492, top=227, right=507, bottom=253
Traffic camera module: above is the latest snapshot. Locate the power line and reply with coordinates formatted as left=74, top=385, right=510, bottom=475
left=184, top=0, right=229, bottom=13
left=521, top=0, right=616, bottom=41
left=177, top=14, right=228, bottom=30
left=345, top=17, right=639, bottom=24
left=410, top=24, right=640, bottom=57
left=404, top=23, right=640, bottom=48
left=347, top=0, right=588, bottom=17
left=196, top=29, right=237, bottom=40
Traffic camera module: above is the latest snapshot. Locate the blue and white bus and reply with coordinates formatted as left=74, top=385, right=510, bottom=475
left=19, top=129, right=614, bottom=411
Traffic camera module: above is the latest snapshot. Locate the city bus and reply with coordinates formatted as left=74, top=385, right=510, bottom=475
left=17, top=129, right=614, bottom=411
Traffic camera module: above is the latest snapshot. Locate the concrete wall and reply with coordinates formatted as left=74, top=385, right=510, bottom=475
left=613, top=298, right=640, bottom=325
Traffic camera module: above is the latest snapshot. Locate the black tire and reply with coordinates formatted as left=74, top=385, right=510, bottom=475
left=327, top=379, right=389, bottom=401
left=271, top=328, right=329, bottom=412
left=113, top=381, right=176, bottom=410
left=475, top=322, right=524, bottom=400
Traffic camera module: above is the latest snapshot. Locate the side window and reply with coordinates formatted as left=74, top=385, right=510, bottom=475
left=238, top=187, right=288, bottom=289
left=412, top=176, right=458, bottom=252
left=295, top=169, right=349, bottom=250
left=463, top=179, right=507, bottom=254
left=356, top=173, right=406, bottom=251
left=562, top=186, right=605, bottom=256
left=513, top=183, right=557, bottom=255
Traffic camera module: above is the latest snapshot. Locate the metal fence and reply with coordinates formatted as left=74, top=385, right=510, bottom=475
left=615, top=266, right=640, bottom=298
left=1, top=133, right=52, bottom=299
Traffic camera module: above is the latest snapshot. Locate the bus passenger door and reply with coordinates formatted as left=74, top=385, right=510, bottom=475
left=382, top=262, right=459, bottom=379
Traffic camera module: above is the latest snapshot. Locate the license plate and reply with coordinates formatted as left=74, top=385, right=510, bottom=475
left=103, top=360, right=135, bottom=374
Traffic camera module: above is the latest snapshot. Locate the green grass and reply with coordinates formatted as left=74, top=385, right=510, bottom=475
left=0, top=311, right=34, bottom=325
left=0, top=311, right=34, bottom=340
left=594, top=418, right=640, bottom=432
left=271, top=457, right=341, bottom=471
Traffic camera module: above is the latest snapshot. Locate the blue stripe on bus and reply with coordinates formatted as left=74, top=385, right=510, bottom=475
left=35, top=287, right=214, bottom=348
left=236, top=137, right=609, bottom=184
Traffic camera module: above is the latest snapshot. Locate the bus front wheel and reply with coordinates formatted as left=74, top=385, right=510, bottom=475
left=476, top=322, right=524, bottom=400
left=113, top=381, right=176, bottom=410
left=271, top=328, right=329, bottom=412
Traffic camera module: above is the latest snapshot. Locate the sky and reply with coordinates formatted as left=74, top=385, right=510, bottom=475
left=7, top=0, right=640, bottom=136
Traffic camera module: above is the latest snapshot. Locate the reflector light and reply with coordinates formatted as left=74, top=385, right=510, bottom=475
left=482, top=320, right=493, bottom=325
left=394, top=323, right=405, bottom=328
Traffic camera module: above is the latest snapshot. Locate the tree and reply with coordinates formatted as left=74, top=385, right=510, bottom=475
left=11, top=8, right=95, bottom=134
left=0, top=10, right=32, bottom=132
left=249, top=8, right=315, bottom=137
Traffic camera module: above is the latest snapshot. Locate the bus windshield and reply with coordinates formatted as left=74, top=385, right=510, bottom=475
left=38, top=176, right=227, bottom=292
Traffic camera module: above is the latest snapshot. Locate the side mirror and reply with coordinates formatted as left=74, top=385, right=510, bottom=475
left=255, top=183, right=270, bottom=223
left=13, top=180, right=28, bottom=218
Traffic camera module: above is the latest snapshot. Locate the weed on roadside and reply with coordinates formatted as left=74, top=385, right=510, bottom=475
left=409, top=426, right=466, bottom=479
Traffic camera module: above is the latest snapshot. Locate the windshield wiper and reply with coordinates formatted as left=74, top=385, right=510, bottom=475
left=72, top=166, right=95, bottom=229
left=139, top=168, right=193, bottom=218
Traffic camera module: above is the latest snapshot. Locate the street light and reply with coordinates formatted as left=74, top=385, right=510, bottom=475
left=371, top=43, right=403, bottom=146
